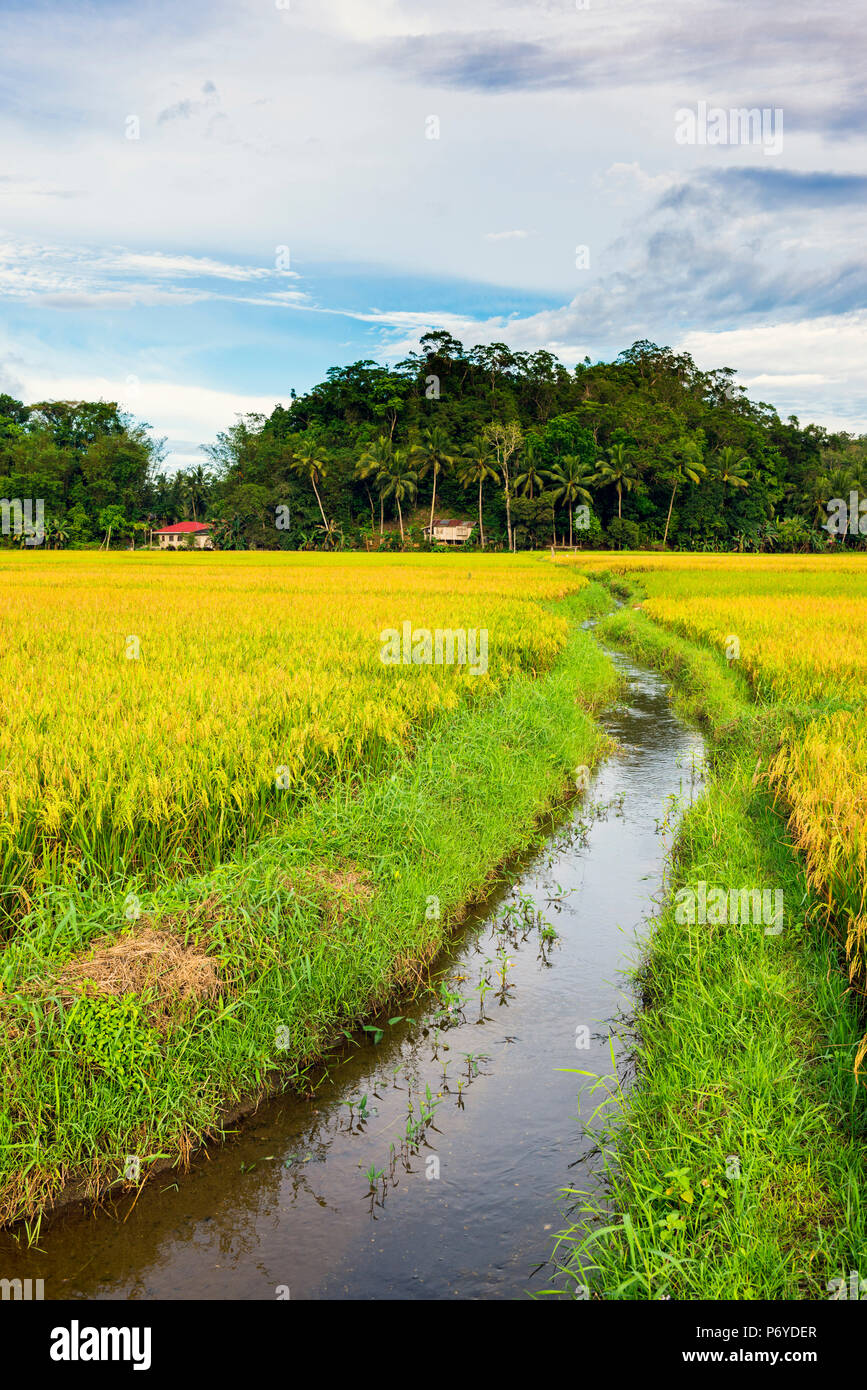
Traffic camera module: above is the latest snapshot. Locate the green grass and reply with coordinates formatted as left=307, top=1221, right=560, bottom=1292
left=551, top=600, right=867, bottom=1299
left=0, top=582, right=619, bottom=1231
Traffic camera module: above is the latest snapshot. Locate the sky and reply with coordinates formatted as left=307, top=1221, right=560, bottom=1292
left=0, top=0, right=864, bottom=468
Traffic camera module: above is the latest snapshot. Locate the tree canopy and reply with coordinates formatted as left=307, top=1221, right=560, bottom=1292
left=2, top=337, right=864, bottom=552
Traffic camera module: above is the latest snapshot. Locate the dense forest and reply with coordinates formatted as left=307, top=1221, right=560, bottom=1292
left=2, top=335, right=865, bottom=551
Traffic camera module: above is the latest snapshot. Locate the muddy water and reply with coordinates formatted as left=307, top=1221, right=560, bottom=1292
left=1, top=647, right=703, bottom=1300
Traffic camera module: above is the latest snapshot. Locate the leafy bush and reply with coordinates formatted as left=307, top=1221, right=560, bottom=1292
left=65, top=992, right=161, bottom=1086
left=606, top=517, right=641, bottom=550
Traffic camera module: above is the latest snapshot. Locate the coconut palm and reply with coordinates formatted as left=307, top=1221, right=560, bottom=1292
left=460, top=437, right=498, bottom=549
left=715, top=445, right=751, bottom=493
left=515, top=445, right=546, bottom=500
left=661, top=438, right=707, bottom=547
left=711, top=446, right=750, bottom=537
left=182, top=464, right=211, bottom=522
left=289, top=440, right=331, bottom=541
left=594, top=442, right=641, bottom=519
left=356, top=436, right=393, bottom=535
left=413, top=426, right=457, bottom=537
left=376, top=449, right=418, bottom=547
left=546, top=454, right=595, bottom=547
left=804, top=466, right=864, bottom=539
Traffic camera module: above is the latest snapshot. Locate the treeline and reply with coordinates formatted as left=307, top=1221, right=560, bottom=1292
left=0, top=396, right=185, bottom=548
left=2, top=335, right=866, bottom=551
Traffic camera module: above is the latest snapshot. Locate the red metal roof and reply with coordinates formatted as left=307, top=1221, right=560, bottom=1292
left=154, top=521, right=212, bottom=534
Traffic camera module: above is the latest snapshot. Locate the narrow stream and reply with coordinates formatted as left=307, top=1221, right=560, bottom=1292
left=2, top=645, right=704, bottom=1300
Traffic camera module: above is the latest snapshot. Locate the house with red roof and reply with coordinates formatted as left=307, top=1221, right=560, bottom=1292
left=154, top=521, right=213, bottom=550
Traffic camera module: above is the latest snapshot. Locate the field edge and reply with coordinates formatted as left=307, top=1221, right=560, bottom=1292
left=0, top=584, right=620, bottom=1232
left=548, top=600, right=867, bottom=1300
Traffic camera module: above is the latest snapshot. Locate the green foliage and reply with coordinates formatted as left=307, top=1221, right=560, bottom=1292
left=97, top=504, right=129, bottom=545
left=551, top=601, right=867, bottom=1299
left=606, top=517, right=641, bottom=549
left=511, top=490, right=557, bottom=549
left=3, top=335, right=862, bottom=552
left=65, top=992, right=161, bottom=1086
left=647, top=1166, right=732, bottom=1245
left=0, top=583, right=618, bottom=1226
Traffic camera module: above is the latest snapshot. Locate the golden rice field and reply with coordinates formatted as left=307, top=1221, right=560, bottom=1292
left=8, top=547, right=867, bottom=1013
left=0, top=552, right=588, bottom=915
left=573, top=552, right=867, bottom=1040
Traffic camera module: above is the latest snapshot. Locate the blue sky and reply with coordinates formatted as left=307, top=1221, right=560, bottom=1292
left=0, top=0, right=864, bottom=467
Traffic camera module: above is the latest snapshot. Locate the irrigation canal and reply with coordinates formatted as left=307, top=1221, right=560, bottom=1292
left=2, top=640, right=704, bottom=1299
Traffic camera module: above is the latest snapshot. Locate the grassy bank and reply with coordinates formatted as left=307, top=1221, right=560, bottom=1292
left=553, top=601, right=867, bottom=1299
left=0, top=583, right=619, bottom=1232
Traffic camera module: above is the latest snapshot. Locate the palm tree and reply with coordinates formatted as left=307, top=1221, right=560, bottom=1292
left=413, top=426, right=457, bottom=538
left=515, top=444, right=545, bottom=500
left=290, top=440, right=331, bottom=542
left=182, top=464, right=211, bottom=522
left=715, top=446, right=751, bottom=493
left=712, top=447, right=750, bottom=540
left=662, top=439, right=706, bottom=547
left=317, top=517, right=344, bottom=550
left=594, top=442, right=641, bottom=519
left=805, top=466, right=862, bottom=539
left=356, top=437, right=393, bottom=535
left=376, top=449, right=418, bottom=547
left=460, top=437, right=498, bottom=549
left=546, top=455, right=595, bottom=547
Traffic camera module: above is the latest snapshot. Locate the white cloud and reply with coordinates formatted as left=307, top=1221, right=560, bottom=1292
left=108, top=251, right=279, bottom=281
left=18, top=373, right=286, bottom=465
left=0, top=0, right=862, bottom=441
left=0, top=236, right=300, bottom=308
left=599, top=162, right=679, bottom=200
left=680, top=314, right=867, bottom=430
